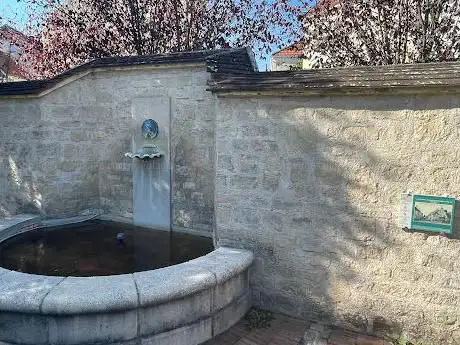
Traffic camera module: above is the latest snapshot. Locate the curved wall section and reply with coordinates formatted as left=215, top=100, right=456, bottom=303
left=0, top=247, right=253, bottom=345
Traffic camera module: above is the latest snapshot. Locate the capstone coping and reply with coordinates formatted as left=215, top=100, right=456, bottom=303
left=0, top=246, right=253, bottom=315
left=133, top=247, right=252, bottom=307
left=0, top=271, right=64, bottom=314
left=133, top=264, right=216, bottom=307
left=187, top=247, right=254, bottom=284
left=41, top=275, right=138, bottom=314
left=0, top=214, right=41, bottom=243
left=0, top=214, right=40, bottom=232
left=40, top=214, right=99, bottom=228
left=0, top=268, right=9, bottom=277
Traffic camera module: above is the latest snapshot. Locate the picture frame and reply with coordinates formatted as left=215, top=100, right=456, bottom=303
left=410, top=194, right=456, bottom=234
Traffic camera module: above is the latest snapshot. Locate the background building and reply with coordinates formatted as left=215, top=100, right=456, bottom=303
left=0, top=25, right=32, bottom=82
left=271, top=41, right=306, bottom=71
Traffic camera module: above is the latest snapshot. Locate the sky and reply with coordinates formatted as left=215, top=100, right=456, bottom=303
left=0, top=0, right=30, bottom=29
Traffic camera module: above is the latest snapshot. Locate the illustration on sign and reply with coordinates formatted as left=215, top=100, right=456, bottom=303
left=410, top=195, right=456, bottom=234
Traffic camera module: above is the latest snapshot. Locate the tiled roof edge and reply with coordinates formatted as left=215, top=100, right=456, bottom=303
left=0, top=47, right=255, bottom=97
left=208, top=61, right=460, bottom=94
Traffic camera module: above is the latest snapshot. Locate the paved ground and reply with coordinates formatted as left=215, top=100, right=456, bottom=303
left=204, top=313, right=391, bottom=345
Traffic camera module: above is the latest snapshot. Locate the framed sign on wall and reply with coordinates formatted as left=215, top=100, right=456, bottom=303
left=410, top=195, right=456, bottom=234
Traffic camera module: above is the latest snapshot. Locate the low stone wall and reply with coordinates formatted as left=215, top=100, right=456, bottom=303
left=0, top=236, right=252, bottom=345
left=0, top=214, right=41, bottom=242
left=215, top=93, right=460, bottom=344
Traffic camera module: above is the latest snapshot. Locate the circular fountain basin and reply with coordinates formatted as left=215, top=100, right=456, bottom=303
left=0, top=216, right=253, bottom=345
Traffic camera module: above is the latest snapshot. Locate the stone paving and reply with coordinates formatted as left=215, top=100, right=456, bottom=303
left=203, top=313, right=391, bottom=345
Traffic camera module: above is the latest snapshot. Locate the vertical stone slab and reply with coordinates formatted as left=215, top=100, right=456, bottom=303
left=132, top=97, right=171, bottom=230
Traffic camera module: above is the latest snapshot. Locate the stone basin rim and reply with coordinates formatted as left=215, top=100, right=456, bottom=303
left=0, top=246, right=254, bottom=315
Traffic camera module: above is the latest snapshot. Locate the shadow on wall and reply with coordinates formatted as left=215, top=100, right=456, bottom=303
left=173, top=136, right=214, bottom=232
left=0, top=150, right=103, bottom=218
left=215, top=93, right=460, bottom=344
left=0, top=155, right=43, bottom=217
left=0, top=94, right=133, bottom=219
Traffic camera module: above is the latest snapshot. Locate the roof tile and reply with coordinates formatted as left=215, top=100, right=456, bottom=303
left=0, top=47, right=256, bottom=96
left=208, top=61, right=460, bottom=93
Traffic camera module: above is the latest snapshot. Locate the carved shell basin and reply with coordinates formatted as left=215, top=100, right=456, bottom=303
left=124, top=152, right=163, bottom=160
left=125, top=146, right=164, bottom=160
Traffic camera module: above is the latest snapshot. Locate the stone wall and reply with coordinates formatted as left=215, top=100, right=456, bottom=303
left=0, top=66, right=215, bottom=235
left=0, top=86, right=102, bottom=217
left=215, top=93, right=460, bottom=344
left=3, top=57, right=460, bottom=344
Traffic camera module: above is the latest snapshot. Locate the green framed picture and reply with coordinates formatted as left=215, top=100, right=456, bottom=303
left=410, top=195, right=456, bottom=234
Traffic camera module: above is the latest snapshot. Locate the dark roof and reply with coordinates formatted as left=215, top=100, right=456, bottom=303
left=208, top=61, right=460, bottom=94
left=0, top=47, right=256, bottom=96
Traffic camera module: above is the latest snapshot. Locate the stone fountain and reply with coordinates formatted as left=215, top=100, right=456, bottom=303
left=125, top=98, right=171, bottom=230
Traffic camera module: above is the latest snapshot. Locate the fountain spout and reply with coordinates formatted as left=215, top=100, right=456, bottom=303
left=125, top=145, right=164, bottom=160
left=125, top=119, right=164, bottom=160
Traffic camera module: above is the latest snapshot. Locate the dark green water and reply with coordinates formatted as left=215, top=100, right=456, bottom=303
left=0, top=220, right=213, bottom=277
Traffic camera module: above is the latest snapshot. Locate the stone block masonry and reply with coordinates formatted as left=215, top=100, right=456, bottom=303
left=0, top=65, right=216, bottom=235
left=214, top=94, right=460, bottom=345
left=2, top=52, right=460, bottom=345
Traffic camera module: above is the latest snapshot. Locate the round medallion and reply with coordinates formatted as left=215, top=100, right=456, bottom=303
left=141, top=119, right=159, bottom=139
